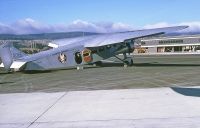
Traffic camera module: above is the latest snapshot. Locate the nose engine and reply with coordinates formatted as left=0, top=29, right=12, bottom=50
left=82, top=49, right=93, bottom=63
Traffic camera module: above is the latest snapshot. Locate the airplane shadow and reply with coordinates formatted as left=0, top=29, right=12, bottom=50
left=22, top=70, right=53, bottom=74
left=133, top=63, right=200, bottom=67
left=171, top=87, right=200, bottom=97
left=2, top=62, right=200, bottom=74
left=0, top=72, right=13, bottom=75
left=0, top=81, right=14, bottom=84
left=96, top=62, right=200, bottom=67
left=22, top=63, right=124, bottom=74
left=95, top=62, right=124, bottom=67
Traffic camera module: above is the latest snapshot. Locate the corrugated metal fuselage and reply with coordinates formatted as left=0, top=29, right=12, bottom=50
left=23, top=42, right=132, bottom=71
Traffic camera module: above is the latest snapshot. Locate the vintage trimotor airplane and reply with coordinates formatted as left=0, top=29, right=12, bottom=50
left=0, top=26, right=188, bottom=72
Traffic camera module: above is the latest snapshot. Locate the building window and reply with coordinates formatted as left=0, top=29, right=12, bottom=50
left=159, top=39, right=183, bottom=44
left=91, top=49, right=97, bottom=54
left=157, top=47, right=165, bottom=53
left=174, top=46, right=182, bottom=52
left=99, top=47, right=104, bottom=52
left=165, top=47, right=173, bottom=52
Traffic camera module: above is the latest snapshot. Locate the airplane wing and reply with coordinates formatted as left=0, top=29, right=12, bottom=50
left=50, top=26, right=188, bottom=48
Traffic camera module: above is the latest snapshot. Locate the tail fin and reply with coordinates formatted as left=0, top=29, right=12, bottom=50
left=0, top=42, right=26, bottom=71
left=0, top=42, right=13, bottom=71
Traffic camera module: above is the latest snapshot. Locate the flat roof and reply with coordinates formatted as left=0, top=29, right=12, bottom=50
left=142, top=34, right=200, bottom=42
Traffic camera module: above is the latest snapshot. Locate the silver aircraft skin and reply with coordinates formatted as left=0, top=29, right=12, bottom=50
left=0, top=26, right=188, bottom=72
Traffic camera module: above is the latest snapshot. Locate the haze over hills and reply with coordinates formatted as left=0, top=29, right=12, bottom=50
left=0, top=32, right=98, bottom=40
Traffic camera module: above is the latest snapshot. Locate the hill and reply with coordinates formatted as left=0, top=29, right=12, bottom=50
left=0, top=32, right=98, bottom=40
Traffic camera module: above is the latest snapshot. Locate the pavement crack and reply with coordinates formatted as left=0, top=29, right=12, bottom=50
left=26, top=92, right=67, bottom=128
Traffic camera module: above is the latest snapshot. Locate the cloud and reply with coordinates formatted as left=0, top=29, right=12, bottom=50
left=11, top=18, right=56, bottom=34
left=179, top=21, right=200, bottom=33
left=60, top=20, right=134, bottom=33
left=0, top=18, right=200, bottom=34
left=0, top=19, right=134, bottom=34
left=0, top=18, right=133, bottom=34
left=0, top=22, right=15, bottom=34
left=66, top=19, right=106, bottom=33
left=143, top=21, right=200, bottom=33
left=143, top=22, right=172, bottom=29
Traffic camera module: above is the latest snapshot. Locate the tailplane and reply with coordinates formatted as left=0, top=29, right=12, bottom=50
left=0, top=42, right=13, bottom=71
left=0, top=42, right=27, bottom=71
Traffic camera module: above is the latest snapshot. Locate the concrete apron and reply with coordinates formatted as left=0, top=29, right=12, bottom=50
left=0, top=87, right=200, bottom=128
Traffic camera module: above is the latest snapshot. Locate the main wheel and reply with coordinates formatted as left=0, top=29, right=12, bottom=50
left=129, top=59, right=134, bottom=66
left=124, top=58, right=133, bottom=66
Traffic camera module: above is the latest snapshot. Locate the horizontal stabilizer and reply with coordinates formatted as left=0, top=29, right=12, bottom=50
left=0, top=42, right=27, bottom=71
left=0, top=61, right=26, bottom=69
left=0, top=63, right=4, bottom=68
left=10, top=61, right=26, bottom=69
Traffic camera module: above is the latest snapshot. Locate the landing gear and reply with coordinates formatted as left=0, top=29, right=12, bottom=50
left=76, top=66, right=84, bottom=70
left=123, top=57, right=134, bottom=67
left=114, top=53, right=134, bottom=67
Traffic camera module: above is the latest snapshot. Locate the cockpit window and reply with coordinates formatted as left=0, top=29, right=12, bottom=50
left=83, top=52, right=90, bottom=57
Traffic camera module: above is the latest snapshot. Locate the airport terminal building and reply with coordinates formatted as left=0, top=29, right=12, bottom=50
left=134, top=35, right=200, bottom=54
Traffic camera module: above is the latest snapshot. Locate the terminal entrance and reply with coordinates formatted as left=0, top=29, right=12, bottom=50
left=174, top=46, right=182, bottom=52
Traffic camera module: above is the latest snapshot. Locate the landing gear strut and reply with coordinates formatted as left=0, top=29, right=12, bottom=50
left=114, top=53, right=134, bottom=67
left=76, top=66, right=84, bottom=70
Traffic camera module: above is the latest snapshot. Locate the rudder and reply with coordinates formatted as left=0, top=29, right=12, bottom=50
left=0, top=42, right=13, bottom=71
left=0, top=42, right=27, bottom=71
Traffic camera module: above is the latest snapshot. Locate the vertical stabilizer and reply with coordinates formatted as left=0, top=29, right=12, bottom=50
left=0, top=42, right=13, bottom=71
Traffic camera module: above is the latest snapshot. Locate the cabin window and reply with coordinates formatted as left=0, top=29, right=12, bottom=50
left=113, top=44, right=117, bottom=47
left=91, top=50, right=97, bottom=54
left=99, top=47, right=104, bottom=52
left=106, top=45, right=111, bottom=49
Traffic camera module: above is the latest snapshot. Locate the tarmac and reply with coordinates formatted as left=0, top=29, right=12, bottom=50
left=1, top=87, right=200, bottom=128
left=1, top=55, right=200, bottom=128
left=1, top=55, right=200, bottom=93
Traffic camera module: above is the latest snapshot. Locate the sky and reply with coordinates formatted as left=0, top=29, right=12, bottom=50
left=0, top=0, right=200, bottom=34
